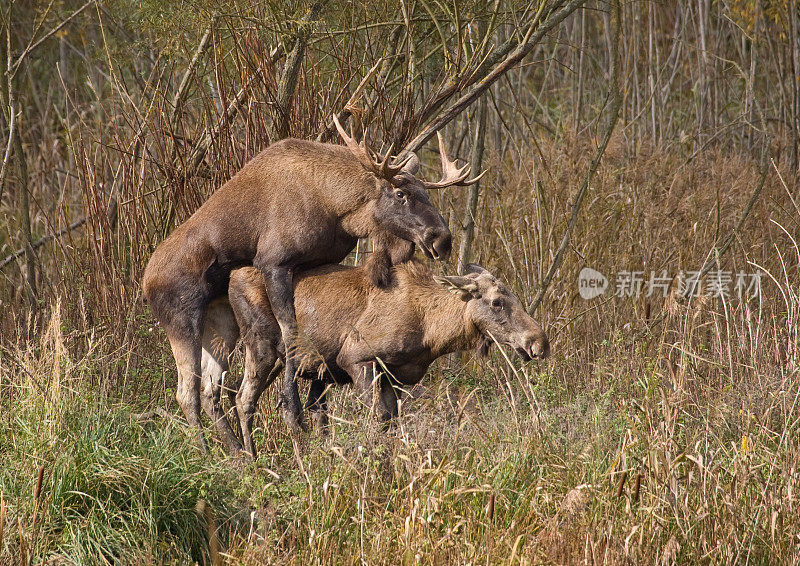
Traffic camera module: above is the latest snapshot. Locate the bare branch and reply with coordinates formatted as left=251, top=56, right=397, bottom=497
left=400, top=0, right=584, bottom=157
left=529, top=0, right=622, bottom=315
left=0, top=90, right=14, bottom=201
left=169, top=22, right=215, bottom=131
left=0, top=217, right=86, bottom=272
left=269, top=1, right=327, bottom=140
left=315, top=57, right=384, bottom=142
left=184, top=45, right=284, bottom=177
left=8, top=0, right=96, bottom=78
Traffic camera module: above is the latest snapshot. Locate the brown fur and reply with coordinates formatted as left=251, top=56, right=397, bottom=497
left=204, top=259, right=549, bottom=458
left=143, top=134, right=454, bottom=453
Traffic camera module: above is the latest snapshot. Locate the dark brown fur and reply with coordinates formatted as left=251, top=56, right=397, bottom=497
left=203, top=260, right=549, bottom=458
left=143, top=135, right=454, bottom=453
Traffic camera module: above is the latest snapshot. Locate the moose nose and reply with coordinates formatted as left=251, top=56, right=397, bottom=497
left=424, top=229, right=452, bottom=261
left=526, top=333, right=550, bottom=360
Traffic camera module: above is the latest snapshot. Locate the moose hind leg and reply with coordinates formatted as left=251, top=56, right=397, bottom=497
left=201, top=299, right=244, bottom=455
left=168, top=332, right=208, bottom=451
left=201, top=351, right=244, bottom=455
left=200, top=348, right=216, bottom=420
left=237, top=353, right=282, bottom=460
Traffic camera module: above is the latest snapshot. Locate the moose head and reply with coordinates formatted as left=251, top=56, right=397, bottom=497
left=435, top=264, right=550, bottom=361
left=333, top=116, right=483, bottom=262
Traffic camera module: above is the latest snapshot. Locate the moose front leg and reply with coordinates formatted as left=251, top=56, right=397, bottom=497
left=354, top=362, right=376, bottom=409
left=259, top=265, right=307, bottom=434
left=366, top=234, right=415, bottom=288
left=338, top=342, right=400, bottom=422
left=345, top=360, right=399, bottom=423
left=377, top=372, right=403, bottom=422
left=339, top=356, right=376, bottom=413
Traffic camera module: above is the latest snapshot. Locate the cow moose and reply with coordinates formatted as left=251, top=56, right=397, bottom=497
left=143, top=118, right=480, bottom=452
left=201, top=261, right=549, bottom=459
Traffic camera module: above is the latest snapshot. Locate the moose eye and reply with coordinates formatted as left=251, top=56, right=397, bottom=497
left=394, top=190, right=406, bottom=200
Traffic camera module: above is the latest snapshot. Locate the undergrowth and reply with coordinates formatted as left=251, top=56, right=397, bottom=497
left=1, top=140, right=799, bottom=564
left=0, top=380, right=248, bottom=563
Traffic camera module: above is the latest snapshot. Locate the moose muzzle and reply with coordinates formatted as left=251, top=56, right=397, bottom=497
left=518, top=331, right=550, bottom=361
left=419, top=227, right=452, bottom=261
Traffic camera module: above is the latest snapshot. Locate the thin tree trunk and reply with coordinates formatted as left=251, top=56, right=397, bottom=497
left=1, top=8, right=37, bottom=310
left=401, top=0, right=585, bottom=157
left=456, top=10, right=490, bottom=274
left=457, top=93, right=487, bottom=274
left=574, top=6, right=586, bottom=133
left=530, top=0, right=623, bottom=315
left=0, top=19, right=12, bottom=204
left=695, top=0, right=709, bottom=144
left=15, top=105, right=36, bottom=309
left=745, top=5, right=758, bottom=152
left=269, top=1, right=326, bottom=141
left=648, top=1, right=656, bottom=144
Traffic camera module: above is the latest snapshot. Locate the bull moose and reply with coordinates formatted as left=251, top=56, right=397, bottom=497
left=201, top=261, right=549, bottom=458
left=143, top=118, right=480, bottom=452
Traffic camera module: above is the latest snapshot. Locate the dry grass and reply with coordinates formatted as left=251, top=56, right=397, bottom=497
left=2, top=2, right=800, bottom=562
left=2, top=134, right=798, bottom=563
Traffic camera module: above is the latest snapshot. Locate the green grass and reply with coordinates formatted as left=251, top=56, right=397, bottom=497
left=0, top=386, right=247, bottom=564
left=2, top=317, right=798, bottom=564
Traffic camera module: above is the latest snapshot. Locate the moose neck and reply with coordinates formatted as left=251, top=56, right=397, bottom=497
left=314, top=149, right=381, bottom=239
left=421, top=287, right=481, bottom=359
left=339, top=199, right=379, bottom=239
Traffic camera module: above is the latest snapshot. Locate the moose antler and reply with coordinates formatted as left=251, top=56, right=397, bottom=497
left=333, top=114, right=412, bottom=178
left=421, top=132, right=486, bottom=189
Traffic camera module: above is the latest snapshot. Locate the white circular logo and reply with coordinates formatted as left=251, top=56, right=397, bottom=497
left=578, top=267, right=608, bottom=299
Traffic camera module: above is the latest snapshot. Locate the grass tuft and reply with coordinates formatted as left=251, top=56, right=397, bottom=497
left=0, top=381, right=248, bottom=564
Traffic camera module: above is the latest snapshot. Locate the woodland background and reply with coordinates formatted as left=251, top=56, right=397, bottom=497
left=1, top=0, right=800, bottom=563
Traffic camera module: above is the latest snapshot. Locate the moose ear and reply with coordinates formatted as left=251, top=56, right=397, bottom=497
left=401, top=153, right=420, bottom=176
left=433, top=275, right=479, bottom=301
left=463, top=263, right=489, bottom=276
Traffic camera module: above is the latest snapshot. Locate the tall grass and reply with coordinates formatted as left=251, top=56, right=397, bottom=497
left=2, top=140, right=798, bottom=563
left=0, top=305, right=249, bottom=563
left=1, top=2, right=800, bottom=563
